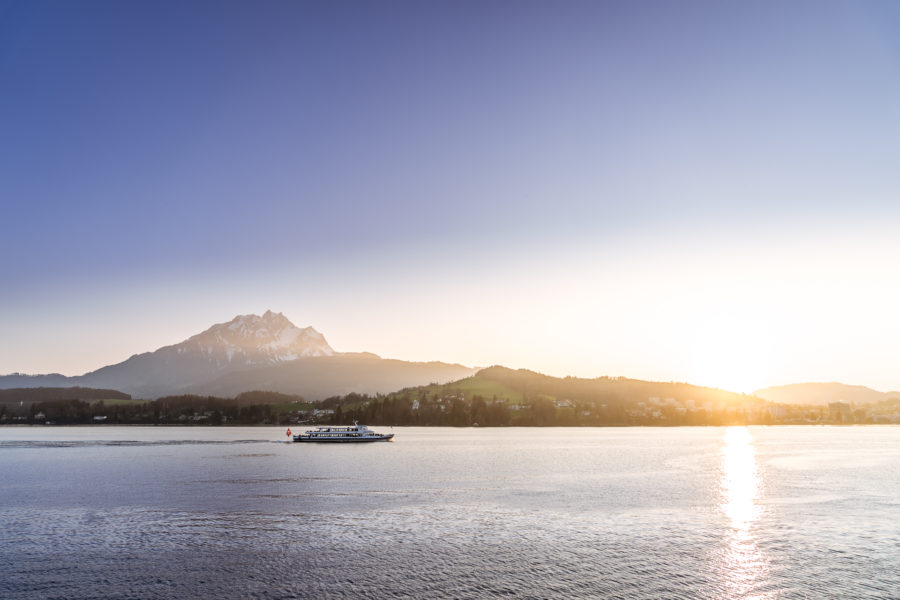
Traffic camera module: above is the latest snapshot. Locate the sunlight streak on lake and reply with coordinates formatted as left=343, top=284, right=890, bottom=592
left=722, top=426, right=759, bottom=530
left=720, top=426, right=770, bottom=599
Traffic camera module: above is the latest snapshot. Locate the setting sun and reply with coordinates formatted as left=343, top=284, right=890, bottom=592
left=687, top=314, right=775, bottom=394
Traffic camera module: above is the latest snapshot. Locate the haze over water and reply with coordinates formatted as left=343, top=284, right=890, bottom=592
left=2, top=426, right=896, bottom=599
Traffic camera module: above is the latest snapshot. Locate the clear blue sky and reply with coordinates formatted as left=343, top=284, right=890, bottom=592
left=3, top=1, right=900, bottom=391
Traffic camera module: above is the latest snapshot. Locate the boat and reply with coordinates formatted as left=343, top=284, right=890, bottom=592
left=293, top=421, right=394, bottom=443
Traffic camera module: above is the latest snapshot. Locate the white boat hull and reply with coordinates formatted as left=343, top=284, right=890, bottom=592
left=293, top=434, right=394, bottom=443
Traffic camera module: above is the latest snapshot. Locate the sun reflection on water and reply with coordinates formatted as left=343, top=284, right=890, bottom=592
left=719, top=426, right=770, bottom=599
left=722, top=426, right=759, bottom=530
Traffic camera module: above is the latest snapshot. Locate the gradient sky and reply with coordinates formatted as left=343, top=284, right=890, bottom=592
left=2, top=0, right=900, bottom=392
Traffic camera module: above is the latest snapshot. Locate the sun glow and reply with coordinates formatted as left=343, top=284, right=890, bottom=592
left=687, top=313, right=775, bottom=394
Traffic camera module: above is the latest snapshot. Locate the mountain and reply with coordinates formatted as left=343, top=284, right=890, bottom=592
left=0, top=311, right=476, bottom=399
left=754, top=383, right=900, bottom=406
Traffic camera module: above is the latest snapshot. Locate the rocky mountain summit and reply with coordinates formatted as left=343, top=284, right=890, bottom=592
left=179, top=310, right=335, bottom=366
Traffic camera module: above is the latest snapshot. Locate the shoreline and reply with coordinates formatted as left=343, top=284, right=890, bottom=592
left=2, top=422, right=897, bottom=428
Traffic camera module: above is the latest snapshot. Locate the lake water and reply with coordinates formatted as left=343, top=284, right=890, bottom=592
left=0, top=426, right=897, bottom=599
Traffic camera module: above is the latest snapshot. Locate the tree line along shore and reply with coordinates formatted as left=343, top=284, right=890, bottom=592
left=3, top=368, right=899, bottom=427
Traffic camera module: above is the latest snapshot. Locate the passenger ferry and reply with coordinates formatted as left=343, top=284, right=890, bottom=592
left=293, top=422, right=394, bottom=443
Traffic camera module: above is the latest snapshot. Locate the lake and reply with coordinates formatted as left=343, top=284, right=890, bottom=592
left=1, top=426, right=897, bottom=599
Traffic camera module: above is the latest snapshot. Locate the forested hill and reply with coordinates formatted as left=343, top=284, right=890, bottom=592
left=324, top=366, right=767, bottom=427
left=0, top=387, right=131, bottom=405
left=411, top=366, right=760, bottom=407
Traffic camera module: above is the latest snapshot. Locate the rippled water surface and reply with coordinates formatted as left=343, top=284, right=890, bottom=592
left=1, top=426, right=897, bottom=599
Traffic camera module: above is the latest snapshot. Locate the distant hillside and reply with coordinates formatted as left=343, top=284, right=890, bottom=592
left=0, top=374, right=75, bottom=388
left=393, top=366, right=761, bottom=407
left=192, top=355, right=476, bottom=400
left=754, top=383, right=900, bottom=406
left=0, top=387, right=131, bottom=405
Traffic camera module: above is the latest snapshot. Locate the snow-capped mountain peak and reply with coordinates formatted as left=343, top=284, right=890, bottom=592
left=181, top=311, right=335, bottom=365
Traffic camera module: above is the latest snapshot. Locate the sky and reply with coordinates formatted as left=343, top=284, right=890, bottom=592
left=2, top=0, right=900, bottom=393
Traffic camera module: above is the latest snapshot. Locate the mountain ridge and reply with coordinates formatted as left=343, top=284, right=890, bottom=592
left=754, top=382, right=900, bottom=406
